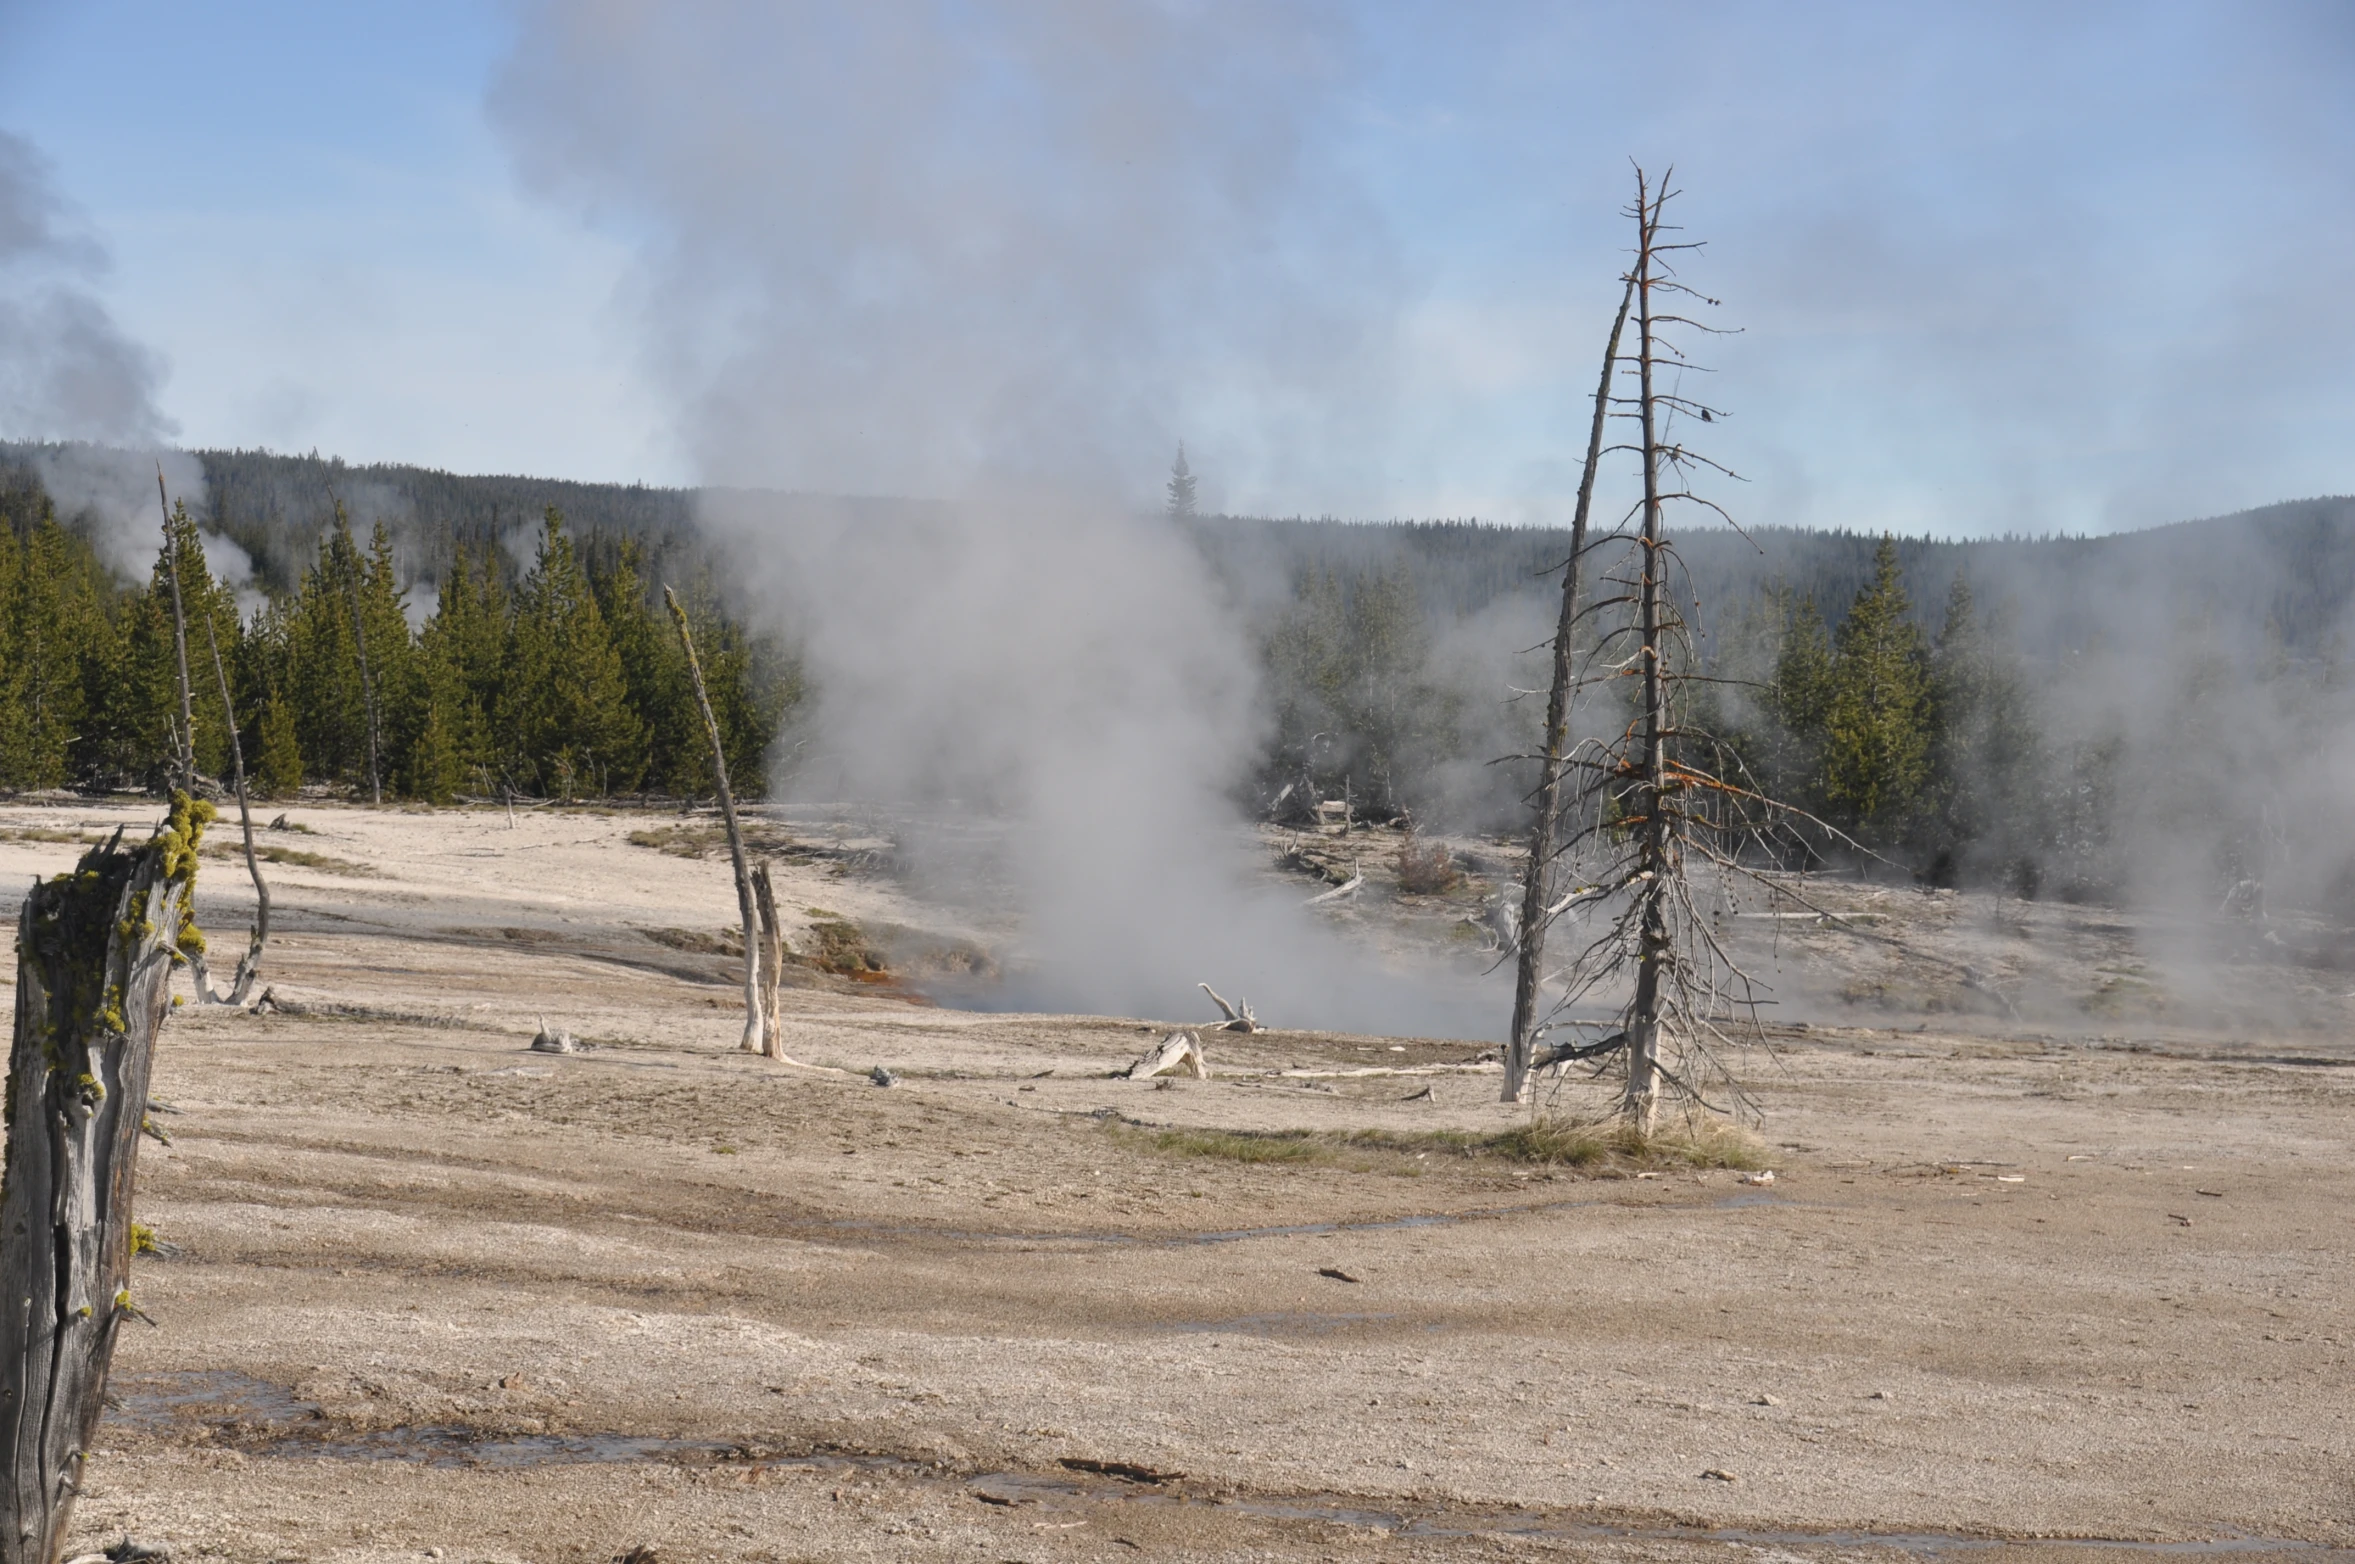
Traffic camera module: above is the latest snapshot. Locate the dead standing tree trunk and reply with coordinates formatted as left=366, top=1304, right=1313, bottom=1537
left=153, top=474, right=197, bottom=795
left=201, top=610, right=269, bottom=1005
left=1504, top=275, right=1636, bottom=1103
left=665, top=587, right=767, bottom=1055
left=0, top=796, right=211, bottom=1563
left=750, top=864, right=787, bottom=1056
left=1623, top=169, right=1674, bottom=1132
left=1515, top=167, right=1815, bottom=1135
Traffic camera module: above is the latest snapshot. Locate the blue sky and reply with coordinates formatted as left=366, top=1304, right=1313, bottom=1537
left=2, top=2, right=2350, bottom=535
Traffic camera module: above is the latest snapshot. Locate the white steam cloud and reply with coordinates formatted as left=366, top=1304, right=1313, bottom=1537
left=492, top=1, right=1404, bottom=504
left=498, top=3, right=1499, bottom=1033
left=0, top=131, right=173, bottom=448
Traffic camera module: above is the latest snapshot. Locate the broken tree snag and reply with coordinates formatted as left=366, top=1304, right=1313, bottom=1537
left=200, top=606, right=268, bottom=1007
left=663, top=586, right=764, bottom=1054
left=1127, top=1030, right=1206, bottom=1080
left=749, top=863, right=786, bottom=1059
left=1197, top=983, right=1259, bottom=1033
left=0, top=794, right=211, bottom=1564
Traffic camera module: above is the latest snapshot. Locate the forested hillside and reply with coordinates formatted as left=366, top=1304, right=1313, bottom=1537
left=0, top=448, right=790, bottom=802
left=4, top=441, right=2349, bottom=906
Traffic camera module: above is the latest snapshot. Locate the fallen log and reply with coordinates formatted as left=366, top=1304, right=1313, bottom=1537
left=1, top=795, right=209, bottom=1564
left=1301, top=874, right=1363, bottom=908
left=1127, top=1031, right=1206, bottom=1080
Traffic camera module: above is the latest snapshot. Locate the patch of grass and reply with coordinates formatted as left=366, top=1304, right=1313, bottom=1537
left=1118, top=1116, right=1768, bottom=1175
left=1142, top=1128, right=1334, bottom=1165
left=0, top=827, right=104, bottom=845
left=204, top=842, right=375, bottom=876
left=626, top=822, right=798, bottom=858
left=804, top=916, right=888, bottom=978
left=642, top=926, right=743, bottom=957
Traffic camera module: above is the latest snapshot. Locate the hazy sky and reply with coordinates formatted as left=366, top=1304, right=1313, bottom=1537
left=1, top=1, right=2349, bottom=535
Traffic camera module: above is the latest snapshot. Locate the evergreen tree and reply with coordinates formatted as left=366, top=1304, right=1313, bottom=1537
left=589, top=537, right=682, bottom=791
left=0, top=525, right=26, bottom=785
left=254, top=692, right=303, bottom=798
left=1261, top=566, right=1452, bottom=817
left=1919, top=574, right=2047, bottom=885
left=1818, top=536, right=1932, bottom=841
left=500, top=508, right=642, bottom=797
left=1767, top=594, right=1834, bottom=812
left=401, top=687, right=466, bottom=804
left=1167, top=443, right=1199, bottom=520
left=354, top=520, right=420, bottom=796
left=285, top=510, right=375, bottom=786
left=0, top=507, right=111, bottom=790
left=114, top=501, right=240, bottom=792
left=419, top=543, right=511, bottom=792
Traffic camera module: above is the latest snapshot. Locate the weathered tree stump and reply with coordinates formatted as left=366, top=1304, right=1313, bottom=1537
left=1127, top=1031, right=1206, bottom=1080
left=0, top=797, right=209, bottom=1564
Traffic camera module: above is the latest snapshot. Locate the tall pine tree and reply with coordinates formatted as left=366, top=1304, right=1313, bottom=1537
left=500, top=508, right=642, bottom=797
left=1818, top=536, right=1932, bottom=842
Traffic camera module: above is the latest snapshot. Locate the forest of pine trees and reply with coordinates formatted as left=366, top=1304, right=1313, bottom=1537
left=1260, top=535, right=2079, bottom=892
left=4, top=444, right=2340, bottom=906
left=0, top=487, right=794, bottom=803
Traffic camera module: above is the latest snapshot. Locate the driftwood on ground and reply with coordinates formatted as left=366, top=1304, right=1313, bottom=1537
left=1301, top=874, right=1363, bottom=907
left=0, top=796, right=209, bottom=1564
left=1198, top=984, right=1260, bottom=1033
left=1128, top=1031, right=1206, bottom=1080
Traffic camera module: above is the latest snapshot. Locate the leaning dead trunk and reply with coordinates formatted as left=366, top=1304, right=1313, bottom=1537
left=664, top=587, right=766, bottom=1054
left=0, top=796, right=210, bottom=1563
left=1504, top=275, right=1635, bottom=1102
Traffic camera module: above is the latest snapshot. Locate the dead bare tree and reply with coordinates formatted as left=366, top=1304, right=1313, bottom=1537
left=152, top=472, right=197, bottom=795
left=0, top=796, right=210, bottom=1562
left=665, top=586, right=768, bottom=1055
left=200, top=608, right=269, bottom=1006
left=1504, top=274, right=1636, bottom=1102
left=750, top=863, right=787, bottom=1055
left=1525, top=166, right=1816, bottom=1133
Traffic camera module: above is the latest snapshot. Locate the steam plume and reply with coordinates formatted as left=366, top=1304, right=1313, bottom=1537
left=0, top=132, right=172, bottom=448
left=497, top=3, right=1496, bottom=1033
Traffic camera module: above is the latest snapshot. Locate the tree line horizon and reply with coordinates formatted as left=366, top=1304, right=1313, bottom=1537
left=2, top=445, right=2350, bottom=907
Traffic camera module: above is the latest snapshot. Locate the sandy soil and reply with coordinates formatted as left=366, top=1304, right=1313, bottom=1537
left=0, top=798, right=2350, bottom=1564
